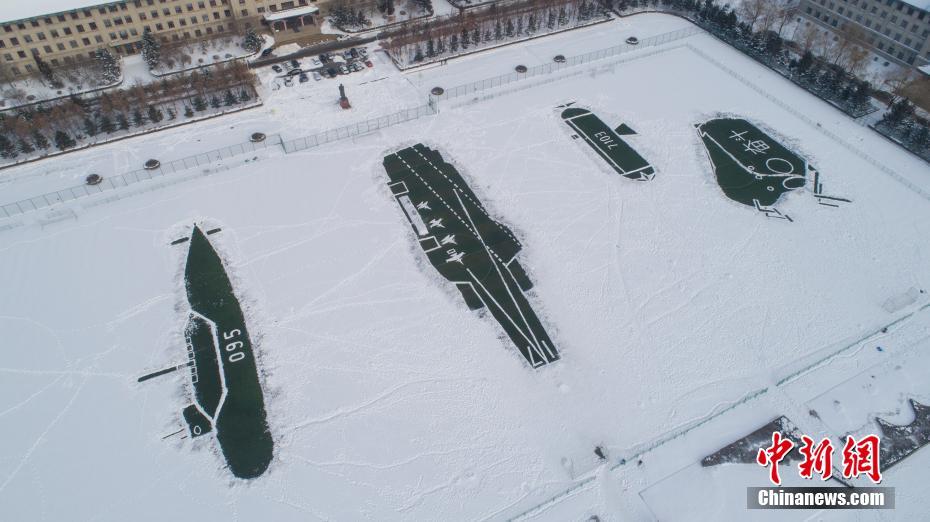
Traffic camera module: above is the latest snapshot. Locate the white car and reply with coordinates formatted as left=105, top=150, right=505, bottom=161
left=313, top=71, right=321, bottom=81
left=312, top=58, right=321, bottom=66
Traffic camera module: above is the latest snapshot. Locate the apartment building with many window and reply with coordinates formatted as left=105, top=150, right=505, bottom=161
left=799, top=0, right=930, bottom=67
left=0, top=0, right=353, bottom=77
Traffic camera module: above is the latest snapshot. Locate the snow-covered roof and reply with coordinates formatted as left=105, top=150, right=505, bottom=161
left=901, top=0, right=930, bottom=11
left=263, top=6, right=319, bottom=22
left=1, top=1, right=117, bottom=24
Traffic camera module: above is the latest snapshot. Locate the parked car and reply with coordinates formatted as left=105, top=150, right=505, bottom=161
left=365, top=60, right=373, bottom=68
left=626, top=36, right=639, bottom=45
left=260, top=48, right=274, bottom=58
left=319, top=54, right=329, bottom=63
left=286, top=68, right=302, bottom=76
left=350, top=48, right=359, bottom=58
left=290, top=59, right=300, bottom=68
left=339, top=64, right=349, bottom=75
left=299, top=73, right=309, bottom=83
left=313, top=71, right=322, bottom=81
left=271, top=64, right=283, bottom=73
left=326, top=67, right=338, bottom=77
left=312, top=58, right=321, bottom=65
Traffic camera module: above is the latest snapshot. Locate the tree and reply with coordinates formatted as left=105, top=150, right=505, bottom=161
left=94, top=48, right=121, bottom=84
left=884, top=99, right=914, bottom=126
left=238, top=88, right=252, bottom=103
left=54, top=130, right=76, bottom=150
left=167, top=107, right=177, bottom=120
left=184, top=105, right=195, bottom=118
left=17, top=137, right=34, bottom=154
left=32, top=130, right=50, bottom=150
left=797, top=50, right=814, bottom=75
left=450, top=34, right=460, bottom=53
left=193, top=95, right=208, bottom=111
left=495, top=20, right=503, bottom=40
left=34, top=54, right=62, bottom=89
left=506, top=18, right=515, bottom=38
left=0, top=135, right=18, bottom=159
left=83, top=116, right=99, bottom=137
left=460, top=28, right=470, bottom=49
left=132, top=108, right=145, bottom=127
left=99, top=114, right=115, bottom=134
left=243, top=27, right=263, bottom=53
left=147, top=104, right=164, bottom=123
left=116, top=112, right=129, bottom=130
left=209, top=94, right=221, bottom=109
left=224, top=90, right=238, bottom=106
left=141, top=28, right=162, bottom=69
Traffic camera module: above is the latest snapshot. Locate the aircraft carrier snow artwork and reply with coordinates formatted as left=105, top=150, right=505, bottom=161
left=179, top=225, right=273, bottom=479
left=383, top=144, right=559, bottom=368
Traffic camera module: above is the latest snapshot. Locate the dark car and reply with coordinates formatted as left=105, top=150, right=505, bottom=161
left=290, top=59, right=300, bottom=68
left=260, top=48, right=274, bottom=57
left=326, top=66, right=338, bottom=77
left=286, top=68, right=302, bottom=76
left=299, top=73, right=309, bottom=83
left=350, top=48, right=359, bottom=58
left=271, top=64, right=282, bottom=73
left=319, top=54, right=329, bottom=63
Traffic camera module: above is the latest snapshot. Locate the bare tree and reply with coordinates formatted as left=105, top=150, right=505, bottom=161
left=738, top=0, right=768, bottom=32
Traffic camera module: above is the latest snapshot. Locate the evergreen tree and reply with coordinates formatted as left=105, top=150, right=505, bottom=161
left=116, top=112, right=129, bottom=131
left=239, top=89, right=252, bottom=103
left=495, top=20, right=503, bottom=40
left=426, top=38, right=435, bottom=58
left=911, top=125, right=930, bottom=149
left=184, top=105, right=195, bottom=118
left=141, top=28, right=162, bottom=69
left=450, top=34, right=459, bottom=53
left=17, top=137, right=34, bottom=154
left=34, top=54, right=61, bottom=88
left=209, top=94, right=221, bottom=109
left=547, top=10, right=557, bottom=29
left=884, top=99, right=914, bottom=126
left=797, top=50, right=814, bottom=74
left=0, top=135, right=18, bottom=159
left=94, top=48, right=121, bottom=84
left=54, top=130, right=76, bottom=150
left=132, top=108, right=145, bottom=127
left=99, top=114, right=115, bottom=133
left=558, top=7, right=568, bottom=26
left=460, top=28, right=469, bottom=50
left=414, top=45, right=424, bottom=62
left=472, top=27, right=481, bottom=46
left=243, top=27, right=263, bottom=53
left=506, top=19, right=515, bottom=38
left=83, top=116, right=99, bottom=137
left=32, top=130, right=50, bottom=150
left=147, top=104, right=164, bottom=123
left=193, top=96, right=208, bottom=111
left=167, top=107, right=177, bottom=120
left=224, top=90, right=238, bottom=106
left=528, top=13, right=538, bottom=33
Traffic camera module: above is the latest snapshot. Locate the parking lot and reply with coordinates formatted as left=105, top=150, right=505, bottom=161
left=270, top=46, right=374, bottom=87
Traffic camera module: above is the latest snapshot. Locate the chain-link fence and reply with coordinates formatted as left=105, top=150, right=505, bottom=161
left=281, top=102, right=437, bottom=153
left=0, top=135, right=283, bottom=219
left=432, top=25, right=702, bottom=102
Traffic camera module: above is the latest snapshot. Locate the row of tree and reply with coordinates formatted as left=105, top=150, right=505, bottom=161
left=384, top=0, right=606, bottom=66
left=0, top=62, right=256, bottom=161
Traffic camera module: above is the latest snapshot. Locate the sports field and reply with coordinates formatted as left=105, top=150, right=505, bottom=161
left=2, top=14, right=930, bottom=522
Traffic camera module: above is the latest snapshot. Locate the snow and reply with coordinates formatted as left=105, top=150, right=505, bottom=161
left=264, top=6, right=320, bottom=22
left=2, top=12, right=930, bottom=522
left=1, top=1, right=107, bottom=24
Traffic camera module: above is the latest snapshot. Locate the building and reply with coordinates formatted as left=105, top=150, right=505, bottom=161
left=798, top=0, right=930, bottom=68
left=0, top=0, right=353, bottom=77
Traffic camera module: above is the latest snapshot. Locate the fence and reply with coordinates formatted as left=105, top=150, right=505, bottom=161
left=0, top=134, right=283, bottom=220
left=281, top=101, right=437, bottom=153
left=432, top=25, right=702, bottom=101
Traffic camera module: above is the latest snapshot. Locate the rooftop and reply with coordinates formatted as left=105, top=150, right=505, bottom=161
left=1, top=1, right=119, bottom=25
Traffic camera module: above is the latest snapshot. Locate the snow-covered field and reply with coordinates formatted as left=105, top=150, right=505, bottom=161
left=2, top=13, right=930, bottom=522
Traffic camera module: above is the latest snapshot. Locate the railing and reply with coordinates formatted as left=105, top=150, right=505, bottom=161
left=432, top=25, right=702, bottom=101
left=0, top=135, right=283, bottom=220
left=281, top=102, right=437, bottom=153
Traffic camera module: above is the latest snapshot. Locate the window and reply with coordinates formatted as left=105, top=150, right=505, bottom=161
left=23, top=35, right=32, bottom=43
left=9, top=37, right=18, bottom=45
left=241, top=8, right=248, bottom=15
left=82, top=37, right=90, bottom=45
left=76, top=24, right=85, bottom=32
left=43, top=45, right=52, bottom=53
